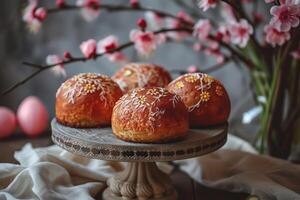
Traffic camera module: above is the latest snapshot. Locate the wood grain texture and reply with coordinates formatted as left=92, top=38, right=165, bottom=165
left=51, top=119, right=228, bottom=162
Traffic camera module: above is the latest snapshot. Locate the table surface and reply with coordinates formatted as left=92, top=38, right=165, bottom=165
left=0, top=133, right=249, bottom=200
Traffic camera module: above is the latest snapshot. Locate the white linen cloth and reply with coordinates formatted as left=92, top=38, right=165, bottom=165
left=0, top=134, right=299, bottom=200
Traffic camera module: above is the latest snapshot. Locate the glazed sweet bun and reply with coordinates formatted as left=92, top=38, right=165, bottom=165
left=112, top=87, right=189, bottom=143
left=56, top=73, right=123, bottom=128
left=167, top=73, right=230, bottom=127
left=112, top=63, right=172, bottom=93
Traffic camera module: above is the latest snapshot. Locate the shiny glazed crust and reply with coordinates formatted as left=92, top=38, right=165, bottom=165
left=112, top=63, right=172, bottom=93
left=56, top=73, right=123, bottom=128
left=112, top=87, right=189, bottom=143
left=167, top=73, right=230, bottom=127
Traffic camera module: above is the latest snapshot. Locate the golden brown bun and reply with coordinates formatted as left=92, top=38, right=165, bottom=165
left=112, top=87, right=189, bottom=143
left=56, top=73, right=123, bottom=128
left=167, top=73, right=230, bottom=127
left=112, top=63, right=172, bottom=93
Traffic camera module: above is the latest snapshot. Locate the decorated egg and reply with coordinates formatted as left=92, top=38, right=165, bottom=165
left=17, top=96, right=49, bottom=137
left=0, top=107, right=17, bottom=138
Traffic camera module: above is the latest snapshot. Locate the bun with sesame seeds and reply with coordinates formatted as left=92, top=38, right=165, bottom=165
left=112, top=63, right=172, bottom=93
left=167, top=73, right=230, bottom=127
left=55, top=73, right=123, bottom=128
left=112, top=87, right=189, bottom=143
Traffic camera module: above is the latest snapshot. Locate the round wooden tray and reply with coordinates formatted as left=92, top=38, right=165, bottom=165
left=51, top=119, right=227, bottom=162
left=51, top=118, right=228, bottom=200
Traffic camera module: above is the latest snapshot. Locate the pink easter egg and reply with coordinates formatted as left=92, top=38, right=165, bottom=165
left=17, top=96, right=49, bottom=137
left=0, top=107, right=17, bottom=139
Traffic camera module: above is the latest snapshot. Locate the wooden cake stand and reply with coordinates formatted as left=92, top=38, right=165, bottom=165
left=51, top=119, right=227, bottom=200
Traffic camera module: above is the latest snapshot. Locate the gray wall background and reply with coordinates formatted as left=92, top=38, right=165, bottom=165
left=0, top=0, right=258, bottom=141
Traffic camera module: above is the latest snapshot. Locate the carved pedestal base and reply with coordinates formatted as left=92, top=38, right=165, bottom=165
left=103, top=162, right=177, bottom=200
left=52, top=119, right=227, bottom=199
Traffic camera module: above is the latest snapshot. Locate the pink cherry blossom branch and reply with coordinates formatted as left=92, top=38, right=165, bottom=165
left=222, top=0, right=262, bottom=53
left=173, top=0, right=204, bottom=19
left=1, top=27, right=191, bottom=95
left=46, top=3, right=193, bottom=26
left=220, top=0, right=262, bottom=52
left=3, top=26, right=259, bottom=96
left=209, top=36, right=256, bottom=69
left=170, top=56, right=232, bottom=74
left=27, top=1, right=259, bottom=68
left=221, top=0, right=254, bottom=27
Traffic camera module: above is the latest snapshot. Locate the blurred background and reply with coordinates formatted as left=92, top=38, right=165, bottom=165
left=0, top=0, right=259, bottom=146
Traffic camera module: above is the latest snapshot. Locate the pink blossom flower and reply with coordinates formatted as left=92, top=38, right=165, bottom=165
left=130, top=30, right=159, bottom=56
left=63, top=51, right=72, bottom=59
left=46, top=55, right=66, bottom=77
left=166, top=18, right=188, bottom=40
left=22, top=0, right=47, bottom=33
left=166, top=11, right=193, bottom=41
left=97, top=35, right=119, bottom=53
left=76, top=0, right=100, bottom=22
left=137, top=18, right=147, bottom=31
left=264, top=24, right=291, bottom=46
left=204, top=48, right=225, bottom=64
left=206, top=38, right=219, bottom=50
left=291, top=45, right=300, bottom=60
left=270, top=3, right=300, bottom=32
left=187, top=65, right=198, bottom=73
left=198, top=0, right=218, bottom=11
left=221, top=3, right=236, bottom=23
left=253, top=12, right=265, bottom=24
left=34, top=8, right=47, bottom=21
left=80, top=39, right=97, bottom=59
left=23, top=0, right=37, bottom=21
left=97, top=35, right=128, bottom=64
left=215, top=25, right=231, bottom=43
left=265, top=0, right=275, bottom=3
left=145, top=12, right=165, bottom=30
left=130, top=0, right=139, bottom=8
left=280, top=0, right=300, bottom=5
left=107, top=52, right=129, bottom=64
left=228, top=19, right=253, bottom=48
left=56, top=0, right=65, bottom=8
left=193, top=19, right=212, bottom=40
left=155, top=33, right=167, bottom=45
left=177, top=11, right=194, bottom=24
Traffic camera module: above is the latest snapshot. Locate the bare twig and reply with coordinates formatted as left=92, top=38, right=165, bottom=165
left=22, top=61, right=45, bottom=69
